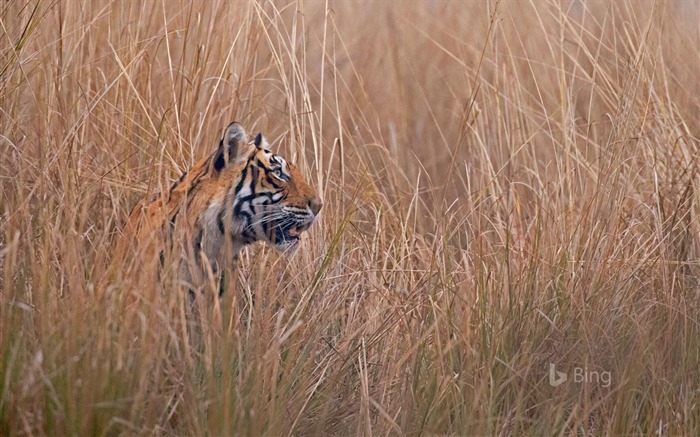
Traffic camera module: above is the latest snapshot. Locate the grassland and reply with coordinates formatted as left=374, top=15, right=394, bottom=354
left=1, top=0, right=699, bottom=435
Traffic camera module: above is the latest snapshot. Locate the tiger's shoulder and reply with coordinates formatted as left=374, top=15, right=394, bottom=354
left=123, top=148, right=230, bottom=243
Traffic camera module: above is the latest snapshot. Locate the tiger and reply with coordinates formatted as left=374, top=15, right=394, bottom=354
left=115, top=121, right=322, bottom=295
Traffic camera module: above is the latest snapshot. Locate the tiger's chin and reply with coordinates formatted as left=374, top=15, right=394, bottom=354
left=275, top=238, right=301, bottom=254
left=272, top=223, right=310, bottom=253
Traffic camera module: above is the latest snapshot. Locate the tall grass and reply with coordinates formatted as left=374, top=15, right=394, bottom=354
left=1, top=0, right=699, bottom=435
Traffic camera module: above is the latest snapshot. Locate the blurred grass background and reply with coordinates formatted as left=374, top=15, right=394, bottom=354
left=1, top=0, right=699, bottom=435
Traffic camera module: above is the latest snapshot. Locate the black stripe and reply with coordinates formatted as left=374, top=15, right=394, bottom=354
left=233, top=199, right=245, bottom=217
left=233, top=165, right=248, bottom=197
left=238, top=191, right=281, bottom=204
left=241, top=229, right=256, bottom=244
left=250, top=165, right=259, bottom=195
left=232, top=164, right=250, bottom=218
left=265, top=174, right=282, bottom=189
left=218, top=271, right=226, bottom=297
left=217, top=209, right=225, bottom=234
left=169, top=163, right=208, bottom=201
left=169, top=170, right=189, bottom=194
left=170, top=210, right=179, bottom=228
left=212, top=151, right=226, bottom=172
left=256, top=159, right=271, bottom=173
left=186, top=185, right=201, bottom=210
left=247, top=169, right=258, bottom=216
left=236, top=210, right=252, bottom=224
left=193, top=228, right=203, bottom=262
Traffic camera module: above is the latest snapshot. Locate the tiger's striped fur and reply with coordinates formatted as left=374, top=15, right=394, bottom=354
left=116, top=122, right=322, bottom=292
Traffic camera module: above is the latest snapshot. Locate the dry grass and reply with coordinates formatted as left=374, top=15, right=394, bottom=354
left=1, top=0, right=700, bottom=435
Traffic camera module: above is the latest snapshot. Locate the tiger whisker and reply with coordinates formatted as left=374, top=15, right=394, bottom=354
left=247, top=213, right=289, bottom=227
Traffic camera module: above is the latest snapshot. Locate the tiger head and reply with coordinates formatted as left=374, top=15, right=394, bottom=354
left=215, top=122, right=322, bottom=253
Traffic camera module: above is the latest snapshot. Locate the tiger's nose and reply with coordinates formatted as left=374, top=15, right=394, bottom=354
left=308, top=197, right=323, bottom=216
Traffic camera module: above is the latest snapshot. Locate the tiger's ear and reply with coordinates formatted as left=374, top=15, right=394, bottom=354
left=211, top=122, right=247, bottom=174
left=223, top=122, right=247, bottom=158
left=253, top=133, right=264, bottom=150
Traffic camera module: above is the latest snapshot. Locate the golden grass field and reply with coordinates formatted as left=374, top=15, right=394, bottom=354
left=1, top=0, right=699, bottom=435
